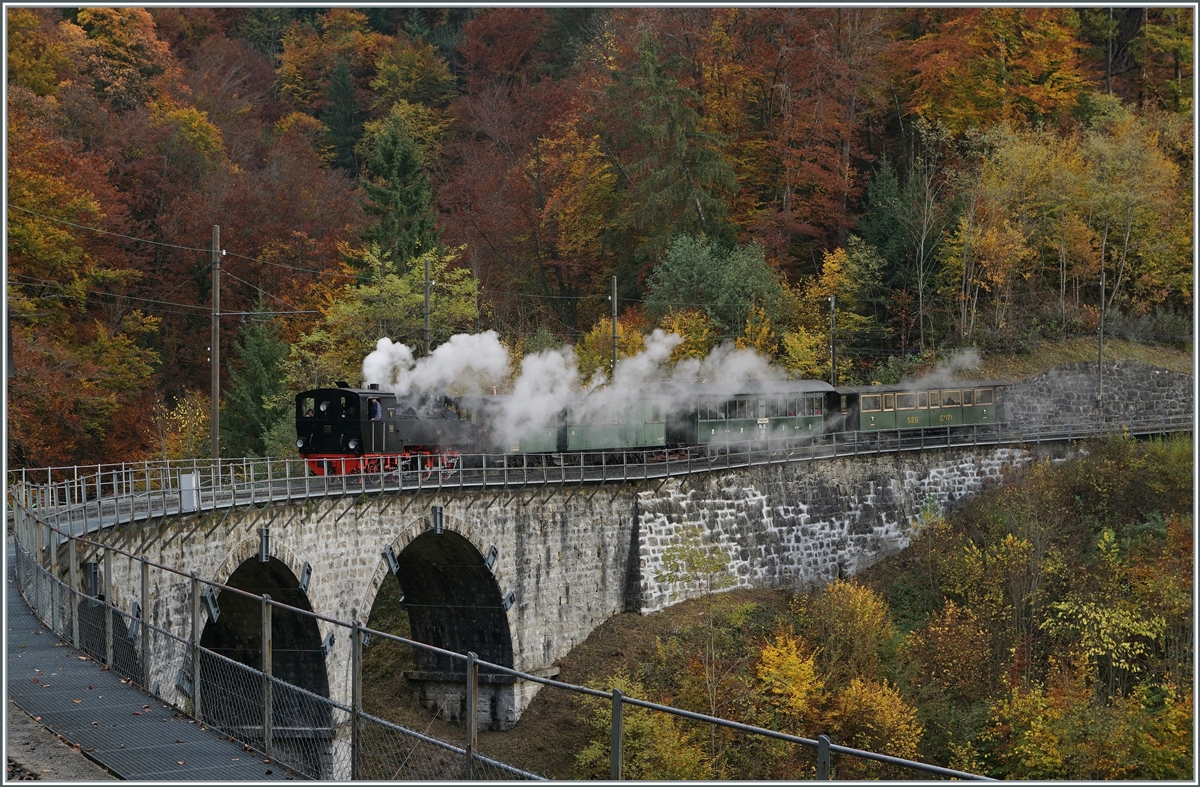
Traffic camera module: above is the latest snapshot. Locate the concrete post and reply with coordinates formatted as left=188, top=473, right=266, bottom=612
left=103, top=547, right=113, bottom=667
left=140, top=558, right=150, bottom=687
left=351, top=620, right=362, bottom=781
left=68, top=536, right=79, bottom=647
left=611, top=688, right=623, bottom=780
left=191, top=574, right=203, bottom=719
left=465, top=652, right=478, bottom=779
left=817, top=734, right=830, bottom=780
left=49, top=525, right=59, bottom=636
left=261, top=594, right=272, bottom=757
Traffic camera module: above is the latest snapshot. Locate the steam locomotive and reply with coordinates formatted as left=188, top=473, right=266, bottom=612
left=295, top=378, right=1009, bottom=476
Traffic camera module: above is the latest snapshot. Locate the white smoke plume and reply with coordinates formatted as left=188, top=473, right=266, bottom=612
left=362, top=331, right=790, bottom=449
left=493, top=346, right=580, bottom=448
left=362, top=337, right=413, bottom=387
left=362, top=331, right=510, bottom=396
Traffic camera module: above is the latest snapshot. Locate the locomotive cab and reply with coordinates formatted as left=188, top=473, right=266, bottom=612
left=296, top=383, right=403, bottom=474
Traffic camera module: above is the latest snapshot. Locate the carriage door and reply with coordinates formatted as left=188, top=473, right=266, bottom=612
left=756, top=399, right=768, bottom=440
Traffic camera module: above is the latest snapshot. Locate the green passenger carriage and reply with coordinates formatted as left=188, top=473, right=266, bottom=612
left=832, top=381, right=1008, bottom=432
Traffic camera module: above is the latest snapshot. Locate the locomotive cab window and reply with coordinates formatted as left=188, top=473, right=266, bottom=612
left=976, top=388, right=993, bottom=405
left=300, top=396, right=316, bottom=418
left=896, top=393, right=916, bottom=410
left=861, top=395, right=882, bottom=412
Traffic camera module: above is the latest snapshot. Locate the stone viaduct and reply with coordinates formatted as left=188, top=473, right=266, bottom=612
left=13, top=360, right=1191, bottom=777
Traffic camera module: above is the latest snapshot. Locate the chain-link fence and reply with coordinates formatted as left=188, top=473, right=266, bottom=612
left=10, top=504, right=546, bottom=781
left=9, top=502, right=1000, bottom=780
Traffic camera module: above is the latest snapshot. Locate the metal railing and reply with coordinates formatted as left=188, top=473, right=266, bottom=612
left=8, top=415, right=1192, bottom=538
left=11, top=510, right=995, bottom=780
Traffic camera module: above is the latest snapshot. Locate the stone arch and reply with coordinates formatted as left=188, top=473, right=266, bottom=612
left=212, top=535, right=304, bottom=590
left=366, top=507, right=514, bottom=675
left=393, top=528, right=515, bottom=674
left=198, top=553, right=333, bottom=778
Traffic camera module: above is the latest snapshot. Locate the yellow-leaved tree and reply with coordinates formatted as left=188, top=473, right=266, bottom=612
left=575, top=315, right=646, bottom=384
left=828, top=677, right=924, bottom=778
left=575, top=672, right=712, bottom=780
left=658, top=308, right=717, bottom=363
left=800, top=579, right=896, bottom=686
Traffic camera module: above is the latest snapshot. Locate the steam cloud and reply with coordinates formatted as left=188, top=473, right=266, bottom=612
left=362, top=330, right=789, bottom=449
left=362, top=331, right=510, bottom=395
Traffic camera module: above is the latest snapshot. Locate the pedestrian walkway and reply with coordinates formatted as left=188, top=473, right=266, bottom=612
left=6, top=546, right=297, bottom=781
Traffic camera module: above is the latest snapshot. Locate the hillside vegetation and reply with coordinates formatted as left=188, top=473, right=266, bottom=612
left=364, top=434, right=1193, bottom=779
left=7, top=7, right=1193, bottom=468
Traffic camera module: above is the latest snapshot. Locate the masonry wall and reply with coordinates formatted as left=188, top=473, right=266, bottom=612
left=632, top=447, right=1033, bottom=613
left=1005, top=359, right=1193, bottom=430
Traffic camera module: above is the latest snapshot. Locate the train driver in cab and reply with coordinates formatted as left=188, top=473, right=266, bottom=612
left=368, top=397, right=383, bottom=420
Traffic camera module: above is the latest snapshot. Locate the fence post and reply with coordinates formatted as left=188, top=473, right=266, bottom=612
left=351, top=620, right=362, bottom=781
left=68, top=536, right=79, bottom=647
left=49, top=525, right=59, bottom=636
left=103, top=547, right=114, bottom=668
left=140, top=558, right=150, bottom=688
left=611, top=688, right=623, bottom=780
left=465, top=651, right=479, bottom=779
left=817, top=734, right=830, bottom=780
left=191, top=574, right=203, bottom=719
left=261, top=594, right=272, bottom=757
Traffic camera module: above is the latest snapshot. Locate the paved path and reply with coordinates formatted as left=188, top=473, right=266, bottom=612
left=6, top=545, right=298, bottom=781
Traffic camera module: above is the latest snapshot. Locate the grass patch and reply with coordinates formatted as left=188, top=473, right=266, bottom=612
left=974, top=337, right=1192, bottom=380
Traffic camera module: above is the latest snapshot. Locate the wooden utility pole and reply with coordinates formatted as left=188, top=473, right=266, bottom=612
left=1097, top=262, right=1105, bottom=424
left=424, top=254, right=431, bottom=356
left=611, top=276, right=618, bottom=379
left=829, top=295, right=837, bottom=387
left=210, top=225, right=221, bottom=461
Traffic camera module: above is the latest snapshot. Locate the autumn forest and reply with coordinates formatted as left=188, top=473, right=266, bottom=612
left=6, top=8, right=1194, bottom=781
left=6, top=7, right=1193, bottom=468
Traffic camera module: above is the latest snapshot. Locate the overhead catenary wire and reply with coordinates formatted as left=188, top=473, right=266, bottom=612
left=6, top=203, right=357, bottom=279
left=8, top=273, right=318, bottom=319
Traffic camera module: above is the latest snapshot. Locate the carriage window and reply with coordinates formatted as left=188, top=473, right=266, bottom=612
left=929, top=391, right=940, bottom=408
left=651, top=405, right=661, bottom=423
left=896, top=393, right=916, bottom=410
left=861, top=395, right=882, bottom=412
left=612, top=407, right=621, bottom=424
left=883, top=394, right=894, bottom=410
left=976, top=388, right=993, bottom=405
left=918, top=392, right=928, bottom=408
left=814, top=397, right=822, bottom=416
left=942, top=390, right=961, bottom=406
left=963, top=389, right=973, bottom=406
